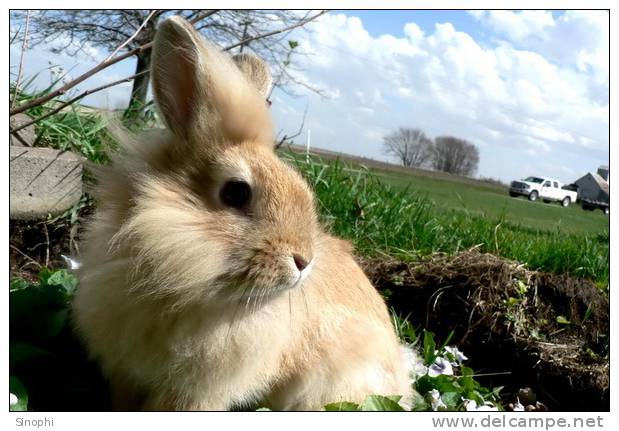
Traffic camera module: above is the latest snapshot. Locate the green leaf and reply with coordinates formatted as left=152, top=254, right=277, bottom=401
left=361, top=395, right=405, bottom=411
left=434, top=375, right=460, bottom=393
left=255, top=407, right=272, bottom=411
left=438, top=330, right=455, bottom=351
left=441, top=391, right=460, bottom=408
left=410, top=393, right=430, bottom=411
left=10, top=343, right=51, bottom=368
left=45, top=269, right=78, bottom=296
left=324, top=401, right=360, bottom=411
left=10, top=376, right=28, bottom=411
left=423, top=330, right=437, bottom=365
left=10, top=277, right=31, bottom=292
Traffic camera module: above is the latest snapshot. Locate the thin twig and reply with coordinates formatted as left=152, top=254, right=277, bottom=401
left=11, top=70, right=150, bottom=134
left=9, top=10, right=220, bottom=116
left=275, top=102, right=309, bottom=149
left=9, top=244, right=42, bottom=269
left=43, top=223, right=50, bottom=268
left=11, top=10, right=31, bottom=109
left=223, top=10, right=328, bottom=52
left=104, top=9, right=157, bottom=62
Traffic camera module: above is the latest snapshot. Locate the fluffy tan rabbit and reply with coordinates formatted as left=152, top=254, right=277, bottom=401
left=72, top=16, right=412, bottom=411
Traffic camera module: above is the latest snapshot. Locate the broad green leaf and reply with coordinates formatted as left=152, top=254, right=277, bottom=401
left=441, top=391, right=460, bottom=408
left=46, top=269, right=78, bottom=296
left=324, top=401, right=360, bottom=411
left=361, top=395, right=405, bottom=411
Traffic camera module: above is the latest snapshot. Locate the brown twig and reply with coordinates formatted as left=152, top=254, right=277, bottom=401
left=11, top=10, right=31, bottom=109
left=275, top=102, right=309, bottom=149
left=9, top=10, right=220, bottom=116
left=223, top=10, right=328, bottom=52
left=104, top=9, right=157, bottom=62
left=9, top=244, right=42, bottom=269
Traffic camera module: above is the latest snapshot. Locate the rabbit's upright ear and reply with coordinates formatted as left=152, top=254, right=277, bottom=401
left=232, top=53, right=273, bottom=98
left=151, top=16, right=273, bottom=144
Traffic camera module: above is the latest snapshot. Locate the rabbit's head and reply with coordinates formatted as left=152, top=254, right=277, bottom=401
left=109, top=17, right=320, bottom=306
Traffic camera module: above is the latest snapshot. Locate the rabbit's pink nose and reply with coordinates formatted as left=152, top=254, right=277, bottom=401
left=293, top=254, right=309, bottom=271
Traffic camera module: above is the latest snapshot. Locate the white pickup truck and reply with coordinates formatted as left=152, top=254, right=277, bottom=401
left=509, top=176, right=578, bottom=207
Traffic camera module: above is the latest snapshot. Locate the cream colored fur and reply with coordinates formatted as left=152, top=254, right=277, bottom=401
left=72, top=16, right=412, bottom=411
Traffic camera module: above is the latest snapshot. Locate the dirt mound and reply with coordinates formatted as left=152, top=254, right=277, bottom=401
left=360, top=249, right=609, bottom=411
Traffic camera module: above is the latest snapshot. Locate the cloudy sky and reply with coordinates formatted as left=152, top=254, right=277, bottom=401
left=10, top=10, right=609, bottom=183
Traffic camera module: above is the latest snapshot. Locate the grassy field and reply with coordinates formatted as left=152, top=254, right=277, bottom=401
left=372, top=167, right=609, bottom=236
left=283, top=152, right=609, bottom=285
left=285, top=145, right=609, bottom=236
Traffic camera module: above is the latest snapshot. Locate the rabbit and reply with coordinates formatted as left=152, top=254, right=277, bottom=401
left=72, top=16, right=413, bottom=411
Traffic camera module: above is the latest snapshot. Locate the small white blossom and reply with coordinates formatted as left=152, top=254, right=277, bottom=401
left=513, top=399, right=525, bottom=411
left=428, top=356, right=454, bottom=377
left=463, top=398, right=499, bottom=411
left=10, top=393, right=18, bottom=406
left=61, top=254, right=82, bottom=270
left=445, top=346, right=468, bottom=362
left=429, top=389, right=446, bottom=411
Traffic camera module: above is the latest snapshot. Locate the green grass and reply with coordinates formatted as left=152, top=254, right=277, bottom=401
left=372, top=167, right=609, bottom=236
left=284, top=154, right=609, bottom=285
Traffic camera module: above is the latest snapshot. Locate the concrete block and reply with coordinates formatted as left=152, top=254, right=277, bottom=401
left=10, top=147, right=83, bottom=220
left=10, top=113, right=37, bottom=147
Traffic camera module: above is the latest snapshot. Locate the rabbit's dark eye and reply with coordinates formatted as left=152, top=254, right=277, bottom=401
left=220, top=180, right=252, bottom=209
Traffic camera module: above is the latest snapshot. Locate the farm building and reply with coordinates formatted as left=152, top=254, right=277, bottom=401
left=574, top=168, right=609, bottom=203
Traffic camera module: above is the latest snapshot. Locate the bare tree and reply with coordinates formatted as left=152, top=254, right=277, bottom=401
left=10, top=10, right=325, bottom=119
left=432, top=136, right=480, bottom=176
left=383, top=127, right=434, bottom=168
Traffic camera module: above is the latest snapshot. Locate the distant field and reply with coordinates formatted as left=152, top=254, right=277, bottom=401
left=284, top=145, right=609, bottom=236
left=372, top=167, right=609, bottom=236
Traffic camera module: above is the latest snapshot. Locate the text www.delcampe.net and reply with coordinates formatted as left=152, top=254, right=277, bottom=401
left=432, top=415, right=605, bottom=430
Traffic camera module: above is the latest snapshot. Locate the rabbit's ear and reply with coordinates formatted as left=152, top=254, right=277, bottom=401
left=232, top=53, right=273, bottom=98
left=151, top=16, right=273, bottom=143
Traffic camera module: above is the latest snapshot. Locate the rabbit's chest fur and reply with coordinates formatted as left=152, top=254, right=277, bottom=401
left=75, top=274, right=303, bottom=406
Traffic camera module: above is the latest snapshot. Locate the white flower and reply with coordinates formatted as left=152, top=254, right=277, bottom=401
left=463, top=398, right=499, bottom=411
left=10, top=393, right=18, bottom=406
left=513, top=399, right=525, bottom=411
left=429, top=389, right=446, bottom=411
left=428, top=356, right=454, bottom=377
left=61, top=254, right=82, bottom=270
left=445, top=346, right=468, bottom=362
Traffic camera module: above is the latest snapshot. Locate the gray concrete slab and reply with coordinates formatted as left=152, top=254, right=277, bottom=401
left=10, top=147, right=83, bottom=220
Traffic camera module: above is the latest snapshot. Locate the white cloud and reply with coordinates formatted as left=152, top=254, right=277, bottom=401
left=271, top=12, right=608, bottom=183
left=470, top=10, right=555, bottom=41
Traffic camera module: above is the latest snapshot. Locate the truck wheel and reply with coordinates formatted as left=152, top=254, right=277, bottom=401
left=528, top=191, right=538, bottom=201
left=603, top=207, right=609, bottom=215
left=509, top=192, right=518, bottom=197
left=561, top=197, right=571, bottom=207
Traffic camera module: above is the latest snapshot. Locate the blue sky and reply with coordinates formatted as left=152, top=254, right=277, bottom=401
left=10, top=10, right=609, bottom=184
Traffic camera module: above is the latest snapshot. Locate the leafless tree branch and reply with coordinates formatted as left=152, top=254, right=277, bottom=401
left=104, top=9, right=157, bottom=62
left=11, top=10, right=30, bottom=109
left=10, top=11, right=218, bottom=116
